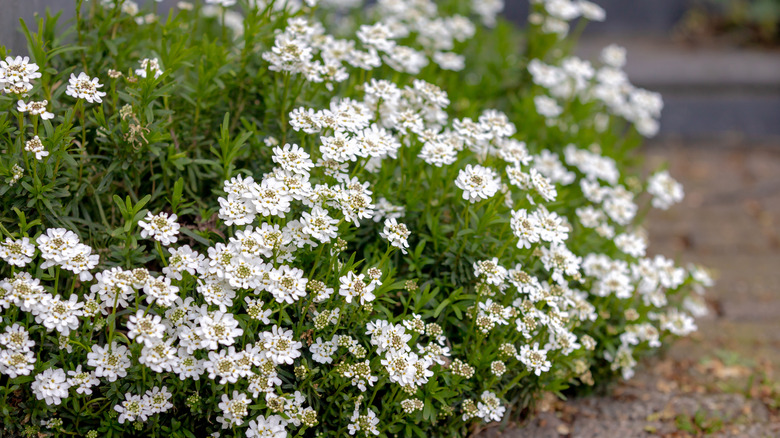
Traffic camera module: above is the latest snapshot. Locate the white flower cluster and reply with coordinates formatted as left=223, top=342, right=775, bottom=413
left=261, top=2, right=477, bottom=87
left=0, top=324, right=36, bottom=378
left=139, top=211, right=181, bottom=246
left=647, top=170, right=685, bottom=210
left=135, top=57, right=164, bottom=79
left=0, top=56, right=42, bottom=95
left=529, top=0, right=606, bottom=37
left=528, top=49, right=663, bottom=137
left=66, top=72, right=106, bottom=103
left=115, top=386, right=174, bottom=424
left=0, top=0, right=712, bottom=435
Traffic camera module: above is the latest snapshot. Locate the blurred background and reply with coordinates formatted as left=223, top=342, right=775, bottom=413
left=3, top=1, right=780, bottom=435
left=2, top=0, right=779, bottom=139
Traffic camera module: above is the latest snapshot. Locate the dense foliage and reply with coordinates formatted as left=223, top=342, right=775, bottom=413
left=0, top=0, right=711, bottom=437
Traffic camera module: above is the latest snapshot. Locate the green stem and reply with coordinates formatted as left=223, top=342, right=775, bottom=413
left=53, top=266, right=61, bottom=294
left=155, top=241, right=168, bottom=267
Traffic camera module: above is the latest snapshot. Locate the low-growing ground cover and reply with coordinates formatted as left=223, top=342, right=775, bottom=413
left=0, top=1, right=710, bottom=437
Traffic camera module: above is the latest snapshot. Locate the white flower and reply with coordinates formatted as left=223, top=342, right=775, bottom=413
left=36, top=228, right=80, bottom=267
left=593, top=269, right=633, bottom=299
left=262, top=325, right=302, bottom=365
left=660, top=309, right=697, bottom=336
left=347, top=408, right=380, bottom=436
left=32, top=294, right=84, bottom=336
left=579, top=0, right=606, bottom=21
left=272, top=143, right=314, bottom=176
left=473, top=0, right=504, bottom=26
left=289, top=107, right=321, bottom=133
left=310, top=337, right=337, bottom=364
left=114, top=393, right=150, bottom=424
left=433, top=51, right=465, bottom=71
left=357, top=22, right=396, bottom=52
left=0, top=349, right=36, bottom=378
left=339, top=272, right=376, bottom=305
left=244, top=298, right=273, bottom=324
left=205, top=348, right=242, bottom=384
left=533, top=208, right=569, bottom=244
left=196, top=311, right=244, bottom=350
left=173, top=350, right=205, bottom=380
left=138, top=211, right=180, bottom=245
left=540, top=243, right=582, bottom=285
left=418, top=139, right=458, bottom=167
left=320, top=130, right=359, bottom=163
left=60, top=242, right=99, bottom=281
left=335, top=177, right=375, bottom=226
left=135, top=57, right=164, bottom=79
left=529, top=168, right=558, bottom=202
left=534, top=95, right=562, bottom=118
left=144, top=276, right=179, bottom=307
left=605, top=344, right=637, bottom=380
left=127, top=310, right=166, bottom=347
left=91, top=268, right=134, bottom=314
left=143, top=386, right=174, bottom=414
left=601, top=44, right=627, bottom=68
left=615, top=232, right=647, bottom=258
left=373, top=198, right=405, bottom=223
left=218, top=193, right=255, bottom=226
left=342, top=359, right=379, bottom=391
left=206, top=0, right=237, bottom=7
left=87, top=342, right=131, bottom=382
left=32, top=368, right=70, bottom=405
left=269, top=265, right=308, bottom=304
left=1, top=56, right=41, bottom=94
left=1, top=272, right=46, bottom=312
left=473, top=258, right=507, bottom=286
left=247, top=415, right=287, bottom=438
left=163, top=245, right=204, bottom=280
left=367, top=320, right=412, bottom=354
left=301, top=206, right=339, bottom=243
left=4, top=164, right=23, bottom=186
left=224, top=257, right=262, bottom=290
left=379, top=218, right=410, bottom=254
left=17, top=100, right=54, bottom=119
left=139, top=339, right=178, bottom=372
left=476, top=391, right=506, bottom=422
left=647, top=170, right=684, bottom=210
left=217, top=391, right=251, bottom=429
left=246, top=178, right=292, bottom=218
left=66, top=72, right=106, bottom=103
left=381, top=350, right=430, bottom=386
left=510, top=209, right=541, bottom=249
left=0, top=237, right=35, bottom=267
left=67, top=366, right=99, bottom=395
left=455, top=164, right=500, bottom=203
left=263, top=31, right=314, bottom=74
left=0, top=324, right=35, bottom=352
left=518, top=343, right=552, bottom=376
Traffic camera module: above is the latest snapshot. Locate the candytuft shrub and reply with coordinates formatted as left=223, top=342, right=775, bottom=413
left=0, top=1, right=711, bottom=437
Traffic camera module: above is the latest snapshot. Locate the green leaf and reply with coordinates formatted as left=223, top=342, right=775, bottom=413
left=170, top=177, right=185, bottom=213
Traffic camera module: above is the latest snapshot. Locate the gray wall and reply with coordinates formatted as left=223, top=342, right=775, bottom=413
left=505, top=0, right=691, bottom=35
left=0, top=0, right=180, bottom=54
left=1, top=0, right=72, bottom=54
left=2, top=0, right=692, bottom=54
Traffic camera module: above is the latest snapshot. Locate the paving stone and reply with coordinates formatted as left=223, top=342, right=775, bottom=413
left=721, top=298, right=780, bottom=322
left=569, top=418, right=661, bottom=438
left=478, top=412, right=564, bottom=438
left=713, top=422, right=780, bottom=438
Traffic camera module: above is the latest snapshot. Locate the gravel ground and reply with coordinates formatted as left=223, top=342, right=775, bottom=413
left=477, top=139, right=780, bottom=438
